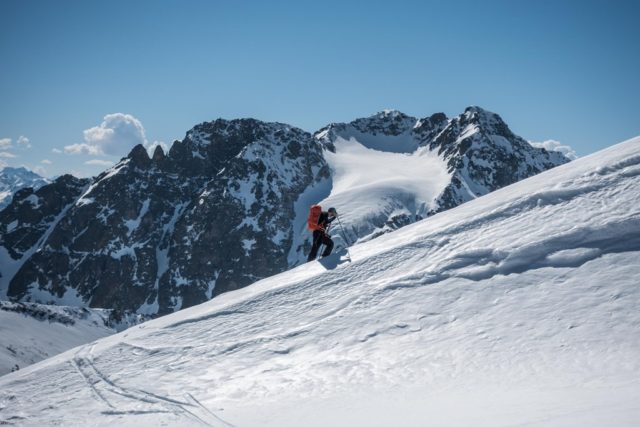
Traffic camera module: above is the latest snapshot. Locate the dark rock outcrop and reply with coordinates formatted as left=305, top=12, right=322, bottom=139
left=2, top=119, right=327, bottom=314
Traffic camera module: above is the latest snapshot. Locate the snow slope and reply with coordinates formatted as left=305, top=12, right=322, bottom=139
left=0, top=137, right=638, bottom=426
left=0, top=302, right=146, bottom=376
left=0, top=303, right=114, bottom=376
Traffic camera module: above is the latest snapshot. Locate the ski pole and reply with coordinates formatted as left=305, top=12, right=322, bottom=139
left=318, top=224, right=331, bottom=258
left=336, top=214, right=352, bottom=247
left=317, top=229, right=324, bottom=259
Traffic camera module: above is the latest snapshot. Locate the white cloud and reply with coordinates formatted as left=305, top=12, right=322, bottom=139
left=17, top=135, right=31, bottom=148
left=529, top=139, right=578, bottom=160
left=33, top=166, right=47, bottom=176
left=66, top=113, right=148, bottom=156
left=64, top=143, right=103, bottom=155
left=0, top=159, right=6, bottom=168
left=52, top=148, right=63, bottom=154
left=0, top=152, right=17, bottom=158
left=0, top=138, right=12, bottom=149
left=85, top=159, right=115, bottom=167
left=41, top=159, right=53, bottom=165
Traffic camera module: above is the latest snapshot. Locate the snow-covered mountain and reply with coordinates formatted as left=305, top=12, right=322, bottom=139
left=0, top=301, right=147, bottom=376
left=307, top=107, right=568, bottom=246
left=0, top=107, right=569, bottom=316
left=0, top=167, right=49, bottom=211
left=0, top=136, right=637, bottom=426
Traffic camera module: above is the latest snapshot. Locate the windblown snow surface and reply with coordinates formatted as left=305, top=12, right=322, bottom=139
left=1, top=137, right=639, bottom=426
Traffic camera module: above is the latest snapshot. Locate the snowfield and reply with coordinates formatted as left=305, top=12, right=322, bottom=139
left=1, top=136, right=639, bottom=426
left=321, top=137, right=450, bottom=242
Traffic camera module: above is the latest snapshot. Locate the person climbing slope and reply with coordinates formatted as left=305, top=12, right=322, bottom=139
left=307, top=206, right=337, bottom=261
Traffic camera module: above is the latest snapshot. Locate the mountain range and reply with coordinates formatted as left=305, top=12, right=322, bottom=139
left=0, top=106, right=569, bottom=316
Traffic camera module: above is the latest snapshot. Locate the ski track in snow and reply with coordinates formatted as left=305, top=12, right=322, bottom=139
left=69, top=344, right=233, bottom=426
left=1, top=138, right=639, bottom=426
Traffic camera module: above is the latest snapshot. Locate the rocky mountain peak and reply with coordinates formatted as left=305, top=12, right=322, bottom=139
left=151, top=145, right=166, bottom=163
left=350, top=110, right=417, bottom=136
left=375, top=109, right=409, bottom=119
left=2, top=166, right=34, bottom=176
left=314, top=109, right=420, bottom=153
left=185, top=118, right=273, bottom=147
left=168, top=118, right=303, bottom=177
left=463, top=105, right=493, bottom=117
left=425, top=106, right=570, bottom=213
left=128, top=144, right=151, bottom=168
left=413, top=112, right=449, bottom=142
left=459, top=105, right=516, bottom=141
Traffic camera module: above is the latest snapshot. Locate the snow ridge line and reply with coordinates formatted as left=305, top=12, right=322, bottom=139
left=119, top=341, right=196, bottom=355
left=163, top=274, right=350, bottom=330
left=371, top=217, right=640, bottom=294
left=401, top=154, right=640, bottom=253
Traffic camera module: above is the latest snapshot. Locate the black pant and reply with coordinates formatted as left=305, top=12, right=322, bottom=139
left=307, top=230, right=334, bottom=261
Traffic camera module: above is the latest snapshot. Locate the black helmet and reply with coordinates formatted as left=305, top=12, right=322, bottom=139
left=328, top=207, right=337, bottom=215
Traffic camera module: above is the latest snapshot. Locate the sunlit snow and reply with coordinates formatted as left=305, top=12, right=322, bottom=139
left=0, top=137, right=638, bottom=426
left=319, top=136, right=450, bottom=244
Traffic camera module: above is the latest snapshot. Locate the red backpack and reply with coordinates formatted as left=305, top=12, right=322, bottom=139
left=307, top=205, right=322, bottom=231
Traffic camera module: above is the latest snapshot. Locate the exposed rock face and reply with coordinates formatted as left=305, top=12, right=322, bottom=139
left=0, top=175, right=88, bottom=305
left=1, top=119, right=327, bottom=314
left=424, top=107, right=569, bottom=213
left=315, top=109, right=421, bottom=153
left=166, top=122, right=327, bottom=311
left=0, top=108, right=570, bottom=315
left=0, top=174, right=89, bottom=263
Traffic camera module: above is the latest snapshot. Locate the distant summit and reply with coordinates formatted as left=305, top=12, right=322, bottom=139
left=0, top=167, right=50, bottom=211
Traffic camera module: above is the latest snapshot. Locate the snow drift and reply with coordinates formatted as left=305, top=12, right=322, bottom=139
left=0, top=136, right=638, bottom=426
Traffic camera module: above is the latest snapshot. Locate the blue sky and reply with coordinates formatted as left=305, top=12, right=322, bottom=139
left=1, top=0, right=638, bottom=177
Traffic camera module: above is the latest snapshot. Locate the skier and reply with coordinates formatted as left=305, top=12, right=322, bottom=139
left=307, top=206, right=337, bottom=261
